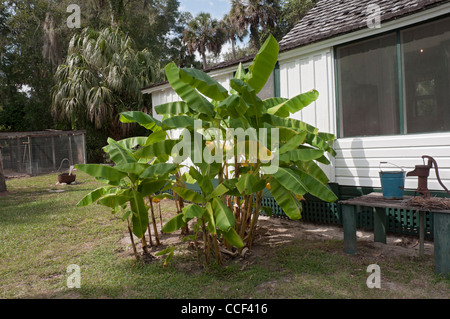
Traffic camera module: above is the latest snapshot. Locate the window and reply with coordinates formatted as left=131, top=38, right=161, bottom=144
left=337, top=34, right=400, bottom=137
left=402, top=18, right=450, bottom=133
left=336, top=16, right=450, bottom=138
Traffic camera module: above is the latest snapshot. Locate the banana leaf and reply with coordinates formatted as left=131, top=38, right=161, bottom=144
left=244, top=35, right=279, bottom=94
left=165, top=62, right=214, bottom=117
left=269, top=178, right=302, bottom=220
left=130, top=190, right=150, bottom=238
left=75, top=164, right=127, bottom=182
left=154, top=101, right=190, bottom=115
left=180, top=67, right=229, bottom=101
left=120, top=111, right=162, bottom=132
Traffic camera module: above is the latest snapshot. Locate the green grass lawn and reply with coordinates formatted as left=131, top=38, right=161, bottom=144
left=0, top=172, right=449, bottom=299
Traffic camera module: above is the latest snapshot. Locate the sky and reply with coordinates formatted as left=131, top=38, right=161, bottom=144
left=179, top=0, right=231, bottom=20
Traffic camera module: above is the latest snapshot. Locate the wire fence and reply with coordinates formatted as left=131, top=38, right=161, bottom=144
left=0, top=130, right=86, bottom=177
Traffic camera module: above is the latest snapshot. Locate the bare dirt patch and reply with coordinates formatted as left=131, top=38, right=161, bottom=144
left=118, top=199, right=435, bottom=266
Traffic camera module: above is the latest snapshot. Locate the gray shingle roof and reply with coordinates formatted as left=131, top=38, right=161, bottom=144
left=279, top=0, right=450, bottom=52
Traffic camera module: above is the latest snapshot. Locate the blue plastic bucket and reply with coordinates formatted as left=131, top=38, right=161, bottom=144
left=379, top=162, right=405, bottom=199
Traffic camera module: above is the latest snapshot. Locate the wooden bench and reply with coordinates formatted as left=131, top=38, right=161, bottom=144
left=339, top=192, right=450, bottom=277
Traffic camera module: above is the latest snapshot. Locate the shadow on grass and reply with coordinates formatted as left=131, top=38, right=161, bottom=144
left=0, top=185, right=103, bottom=226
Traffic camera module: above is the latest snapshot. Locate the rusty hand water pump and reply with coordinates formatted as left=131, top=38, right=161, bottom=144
left=406, top=155, right=450, bottom=197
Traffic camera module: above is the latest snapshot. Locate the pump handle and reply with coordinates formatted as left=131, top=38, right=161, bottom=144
left=422, top=156, right=450, bottom=195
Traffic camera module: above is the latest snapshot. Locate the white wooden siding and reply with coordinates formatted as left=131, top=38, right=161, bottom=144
left=279, top=49, right=337, bottom=181
left=335, top=134, right=450, bottom=191
left=279, top=49, right=336, bottom=135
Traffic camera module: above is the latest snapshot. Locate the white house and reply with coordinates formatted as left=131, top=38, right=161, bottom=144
left=142, top=0, right=450, bottom=197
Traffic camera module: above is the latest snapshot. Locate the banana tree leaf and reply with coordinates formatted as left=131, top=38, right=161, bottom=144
left=77, top=186, right=114, bottom=207
left=217, top=95, right=249, bottom=119
left=222, top=227, right=244, bottom=249
left=305, top=132, right=336, bottom=156
left=234, top=63, right=246, bottom=81
left=120, top=111, right=162, bottom=132
left=296, top=160, right=329, bottom=185
left=290, top=166, right=338, bottom=203
left=130, top=190, right=149, bottom=238
left=75, top=164, right=127, bottom=182
left=263, top=97, right=288, bottom=109
left=244, top=35, right=279, bottom=94
left=162, top=116, right=206, bottom=130
left=114, top=163, right=148, bottom=175
left=279, top=131, right=307, bottom=154
left=97, top=194, right=130, bottom=208
left=104, top=138, right=137, bottom=165
left=261, top=206, right=273, bottom=217
left=262, top=114, right=319, bottom=135
left=279, top=147, right=324, bottom=163
left=262, top=123, right=298, bottom=144
left=269, top=178, right=301, bottom=220
left=122, top=210, right=132, bottom=221
left=267, top=90, right=319, bottom=116
left=206, top=183, right=230, bottom=200
left=236, top=173, right=266, bottom=195
left=172, top=186, right=203, bottom=204
left=273, top=167, right=308, bottom=196
left=230, top=79, right=263, bottom=117
left=165, top=62, right=214, bottom=117
left=145, top=130, right=168, bottom=146
left=153, top=193, right=174, bottom=200
left=162, top=213, right=186, bottom=233
left=135, top=139, right=179, bottom=159
left=318, top=132, right=336, bottom=142
left=182, top=204, right=204, bottom=221
left=155, top=246, right=174, bottom=267
left=139, top=180, right=167, bottom=197
left=180, top=67, right=229, bottom=101
left=140, top=163, right=177, bottom=179
left=205, top=202, right=217, bottom=235
left=154, top=101, right=190, bottom=115
left=188, top=167, right=213, bottom=194
left=103, top=136, right=147, bottom=154
left=229, top=117, right=251, bottom=130
left=316, top=155, right=331, bottom=165
left=211, top=197, right=235, bottom=232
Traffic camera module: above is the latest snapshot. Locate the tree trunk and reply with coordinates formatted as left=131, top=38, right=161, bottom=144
left=0, top=148, right=7, bottom=193
left=202, top=52, right=207, bottom=70
left=231, top=38, right=236, bottom=60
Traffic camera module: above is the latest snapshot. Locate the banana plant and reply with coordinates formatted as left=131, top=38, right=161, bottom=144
left=154, top=34, right=338, bottom=264
left=76, top=34, right=338, bottom=267
left=75, top=130, right=177, bottom=261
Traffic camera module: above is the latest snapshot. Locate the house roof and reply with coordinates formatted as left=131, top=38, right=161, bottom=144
left=279, top=0, right=450, bottom=51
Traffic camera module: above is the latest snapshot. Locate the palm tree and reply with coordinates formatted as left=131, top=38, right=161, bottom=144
left=51, top=27, right=156, bottom=140
left=221, top=13, right=248, bottom=60
left=230, top=0, right=280, bottom=52
left=183, top=12, right=225, bottom=70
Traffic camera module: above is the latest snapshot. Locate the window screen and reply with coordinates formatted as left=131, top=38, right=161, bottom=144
left=336, top=33, right=400, bottom=138
left=401, top=17, right=450, bottom=134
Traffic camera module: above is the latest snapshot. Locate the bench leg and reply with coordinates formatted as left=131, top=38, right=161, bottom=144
left=342, top=205, right=357, bottom=255
left=433, top=212, right=450, bottom=277
left=419, top=211, right=424, bottom=258
left=374, top=207, right=387, bottom=244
